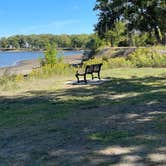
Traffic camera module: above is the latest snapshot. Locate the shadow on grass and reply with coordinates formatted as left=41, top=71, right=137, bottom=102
left=0, top=76, right=166, bottom=165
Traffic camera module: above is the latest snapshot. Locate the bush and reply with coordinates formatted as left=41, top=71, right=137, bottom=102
left=128, top=47, right=166, bottom=67
left=30, top=63, right=76, bottom=79
left=83, top=46, right=166, bottom=69
left=83, top=57, right=110, bottom=70
left=44, top=44, right=57, bottom=66
left=83, top=55, right=134, bottom=69
left=109, top=57, right=134, bottom=68
left=31, top=44, right=73, bottom=79
left=15, top=74, right=24, bottom=82
left=42, top=44, right=64, bottom=66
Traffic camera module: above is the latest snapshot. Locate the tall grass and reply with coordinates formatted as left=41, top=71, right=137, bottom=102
left=0, top=75, right=18, bottom=91
left=30, top=63, right=76, bottom=79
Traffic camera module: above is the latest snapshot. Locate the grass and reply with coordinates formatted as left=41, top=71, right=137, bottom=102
left=0, top=68, right=166, bottom=165
left=89, top=131, right=130, bottom=143
left=155, top=114, right=166, bottom=133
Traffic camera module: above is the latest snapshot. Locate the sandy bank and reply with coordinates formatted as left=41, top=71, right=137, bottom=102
left=0, top=54, right=83, bottom=76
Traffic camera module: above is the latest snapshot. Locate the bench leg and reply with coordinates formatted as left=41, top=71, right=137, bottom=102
left=75, top=74, right=80, bottom=83
left=98, top=72, right=101, bottom=80
left=91, top=73, right=94, bottom=80
left=84, top=74, right=87, bottom=83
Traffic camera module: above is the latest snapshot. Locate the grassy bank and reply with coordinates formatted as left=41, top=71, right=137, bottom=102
left=85, top=46, right=166, bottom=69
left=0, top=68, right=166, bottom=165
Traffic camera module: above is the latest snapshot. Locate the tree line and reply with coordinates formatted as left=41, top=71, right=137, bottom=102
left=0, top=34, right=96, bottom=50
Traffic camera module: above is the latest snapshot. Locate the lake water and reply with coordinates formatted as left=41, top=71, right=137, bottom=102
left=0, top=50, right=83, bottom=67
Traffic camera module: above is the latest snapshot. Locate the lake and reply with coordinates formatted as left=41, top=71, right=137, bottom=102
left=0, top=50, right=83, bottom=67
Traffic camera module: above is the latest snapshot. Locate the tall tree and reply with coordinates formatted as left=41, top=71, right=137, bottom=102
left=94, top=0, right=166, bottom=45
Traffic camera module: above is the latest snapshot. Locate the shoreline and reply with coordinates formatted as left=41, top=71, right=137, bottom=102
left=0, top=48, right=83, bottom=52
left=0, top=54, right=84, bottom=77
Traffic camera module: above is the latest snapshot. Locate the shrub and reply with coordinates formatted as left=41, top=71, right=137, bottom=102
left=83, top=55, right=134, bottom=69
left=128, top=47, right=166, bottom=67
left=43, top=44, right=58, bottom=66
left=41, top=46, right=64, bottom=66
left=109, top=57, right=134, bottom=68
left=83, top=57, right=109, bottom=70
left=15, top=74, right=24, bottom=82
left=30, top=63, right=76, bottom=79
left=31, top=44, right=73, bottom=79
left=81, top=46, right=166, bottom=70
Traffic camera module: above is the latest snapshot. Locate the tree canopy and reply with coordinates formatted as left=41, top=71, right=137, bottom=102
left=94, top=0, right=166, bottom=45
left=0, top=34, right=93, bottom=50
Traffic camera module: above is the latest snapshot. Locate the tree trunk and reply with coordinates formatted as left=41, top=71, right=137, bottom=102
left=154, top=26, right=162, bottom=44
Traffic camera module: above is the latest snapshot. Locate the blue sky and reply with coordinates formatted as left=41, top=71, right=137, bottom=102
left=0, top=0, right=97, bottom=37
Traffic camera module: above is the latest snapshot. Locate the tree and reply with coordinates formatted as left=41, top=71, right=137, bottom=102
left=0, top=34, right=93, bottom=50
left=126, top=0, right=165, bottom=44
left=44, top=44, right=57, bottom=67
left=18, top=35, right=27, bottom=48
left=71, top=35, right=82, bottom=48
left=86, top=34, right=105, bottom=54
left=0, top=38, right=8, bottom=48
left=57, top=35, right=71, bottom=48
left=105, top=21, right=126, bottom=46
left=94, top=0, right=165, bottom=45
left=7, top=36, right=20, bottom=48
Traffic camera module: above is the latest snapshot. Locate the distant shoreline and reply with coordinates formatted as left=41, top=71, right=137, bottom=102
left=0, top=48, right=83, bottom=52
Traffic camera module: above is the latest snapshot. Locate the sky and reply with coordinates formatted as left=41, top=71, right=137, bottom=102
left=0, top=0, right=98, bottom=37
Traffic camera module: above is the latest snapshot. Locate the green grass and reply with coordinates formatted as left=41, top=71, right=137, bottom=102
left=0, top=101, right=75, bottom=128
left=0, top=68, right=166, bottom=165
left=155, top=114, right=166, bottom=133
left=89, top=131, right=130, bottom=143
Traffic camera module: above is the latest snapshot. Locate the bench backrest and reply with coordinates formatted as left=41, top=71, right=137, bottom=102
left=85, top=65, right=94, bottom=74
left=93, top=63, right=102, bottom=72
left=85, top=63, right=102, bottom=74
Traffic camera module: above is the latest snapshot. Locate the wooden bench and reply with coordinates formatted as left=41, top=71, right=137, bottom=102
left=75, top=63, right=103, bottom=83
